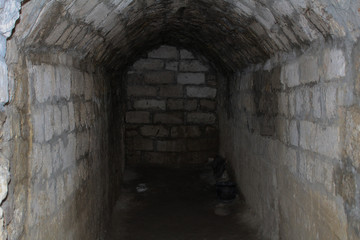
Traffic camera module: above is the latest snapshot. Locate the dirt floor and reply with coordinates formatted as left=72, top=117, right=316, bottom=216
left=105, top=166, right=262, bottom=240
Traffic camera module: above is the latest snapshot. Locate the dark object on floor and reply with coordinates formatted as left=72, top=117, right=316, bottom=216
left=216, top=181, right=237, bottom=201
left=212, top=155, right=226, bottom=179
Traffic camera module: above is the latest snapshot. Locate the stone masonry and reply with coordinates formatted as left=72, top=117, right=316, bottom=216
left=1, top=0, right=360, bottom=240
left=125, top=45, right=218, bottom=167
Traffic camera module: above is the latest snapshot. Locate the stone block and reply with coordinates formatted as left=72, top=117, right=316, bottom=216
left=179, top=60, right=208, bottom=72
left=156, top=140, right=187, bottom=152
left=177, top=73, right=205, bottom=85
left=312, top=86, right=322, bottom=119
left=200, top=99, right=216, bottom=110
left=278, top=92, right=288, bottom=116
left=126, top=111, right=150, bottom=124
left=325, top=85, right=337, bottom=119
left=84, top=72, right=94, bottom=101
left=300, top=56, right=319, bottom=84
left=34, top=65, right=55, bottom=103
left=295, top=88, right=310, bottom=116
left=127, top=73, right=143, bottom=85
left=33, top=108, right=45, bottom=143
left=57, top=66, right=71, bottom=100
left=275, top=117, right=288, bottom=144
left=170, top=126, right=201, bottom=138
left=184, top=100, right=198, bottom=111
left=0, top=60, right=8, bottom=104
left=128, top=137, right=153, bottom=151
left=133, top=59, right=164, bottom=71
left=44, top=105, right=54, bottom=142
left=186, top=138, right=218, bottom=151
left=165, top=61, right=179, bottom=71
left=187, top=112, right=216, bottom=124
left=53, top=106, right=62, bottom=136
left=167, top=99, right=183, bottom=110
left=144, top=71, right=175, bottom=84
left=281, top=62, right=299, bottom=88
left=127, top=86, right=157, bottom=97
left=140, top=125, right=169, bottom=137
left=133, top=99, right=166, bottom=110
left=289, top=120, right=298, bottom=146
left=344, top=107, right=360, bottom=169
left=300, top=121, right=340, bottom=158
left=71, top=70, right=84, bottom=96
left=154, top=113, right=183, bottom=124
left=324, top=49, right=346, bottom=80
left=180, top=49, right=195, bottom=59
left=186, top=86, right=217, bottom=98
left=68, top=102, right=75, bottom=131
left=158, top=85, right=183, bottom=97
left=148, top=45, right=178, bottom=59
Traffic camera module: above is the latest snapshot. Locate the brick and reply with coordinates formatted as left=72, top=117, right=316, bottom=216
left=159, top=85, right=183, bottom=97
left=144, top=71, right=175, bottom=84
left=177, top=73, right=205, bottom=85
left=180, top=49, right=195, bottom=59
left=133, top=59, right=164, bottom=70
left=167, top=99, right=183, bottom=110
left=281, top=62, right=299, bottom=88
left=154, top=113, right=183, bottom=124
left=179, top=60, right=208, bottom=72
left=127, top=86, right=157, bottom=97
left=148, top=45, right=178, bottom=59
left=156, top=140, right=187, bottom=152
left=140, top=125, right=169, bottom=137
left=133, top=99, right=166, bottom=110
left=186, top=86, right=217, bottom=98
left=300, top=56, right=319, bottom=84
left=126, top=111, right=150, bottom=123
left=170, top=126, right=201, bottom=138
left=187, top=113, right=216, bottom=124
left=324, top=49, right=346, bottom=80
left=200, top=99, right=216, bottom=110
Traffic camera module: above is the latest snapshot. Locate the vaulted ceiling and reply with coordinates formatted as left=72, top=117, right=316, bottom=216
left=12, top=0, right=360, bottom=72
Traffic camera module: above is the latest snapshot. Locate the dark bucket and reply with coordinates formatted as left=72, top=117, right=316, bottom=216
left=216, top=181, right=237, bottom=201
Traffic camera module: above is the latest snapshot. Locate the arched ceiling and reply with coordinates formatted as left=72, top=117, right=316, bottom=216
left=11, top=0, right=360, bottom=72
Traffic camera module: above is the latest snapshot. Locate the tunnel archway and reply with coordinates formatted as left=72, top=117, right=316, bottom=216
left=0, top=0, right=359, bottom=239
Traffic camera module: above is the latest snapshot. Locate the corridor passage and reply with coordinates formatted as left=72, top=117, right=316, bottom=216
left=106, top=167, right=261, bottom=240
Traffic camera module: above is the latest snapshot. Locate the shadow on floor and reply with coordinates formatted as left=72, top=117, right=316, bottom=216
left=105, top=166, right=262, bottom=240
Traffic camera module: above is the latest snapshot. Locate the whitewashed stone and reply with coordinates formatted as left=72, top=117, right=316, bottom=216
left=281, top=62, right=300, bottom=88
left=33, top=108, right=45, bottom=143
left=324, top=49, right=346, bottom=80
left=289, top=120, right=298, bottom=146
left=44, top=105, right=54, bottom=141
left=0, top=60, right=8, bottom=104
left=325, top=85, right=337, bottom=119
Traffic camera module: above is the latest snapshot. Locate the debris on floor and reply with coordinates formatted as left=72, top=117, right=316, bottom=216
left=136, top=183, right=148, bottom=193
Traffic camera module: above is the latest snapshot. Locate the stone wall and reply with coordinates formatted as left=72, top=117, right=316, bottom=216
left=219, top=41, right=359, bottom=240
left=3, top=49, right=113, bottom=239
left=125, top=45, right=218, bottom=167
